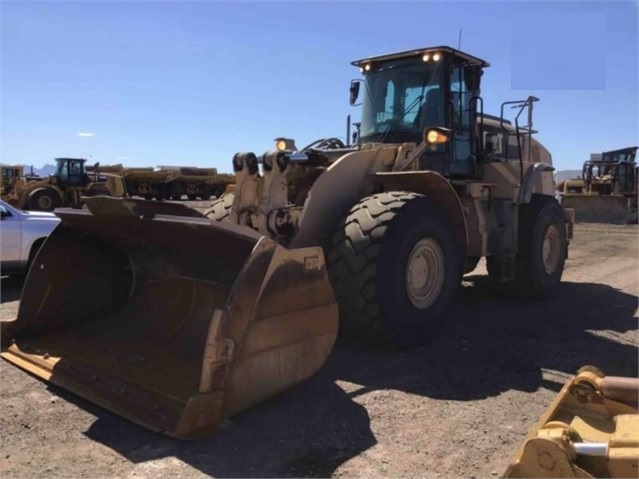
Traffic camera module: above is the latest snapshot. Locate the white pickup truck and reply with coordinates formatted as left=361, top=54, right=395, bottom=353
left=0, top=199, right=60, bottom=276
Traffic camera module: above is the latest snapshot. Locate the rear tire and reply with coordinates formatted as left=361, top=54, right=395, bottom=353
left=515, top=194, right=567, bottom=298
left=187, top=194, right=197, bottom=201
left=28, top=188, right=60, bottom=212
left=327, top=191, right=463, bottom=348
left=204, top=193, right=234, bottom=222
left=487, top=194, right=567, bottom=298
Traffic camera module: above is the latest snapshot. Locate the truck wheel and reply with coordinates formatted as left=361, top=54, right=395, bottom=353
left=169, top=184, right=183, bottom=201
left=327, top=191, right=463, bottom=348
left=514, top=194, right=567, bottom=298
left=187, top=194, right=197, bottom=201
left=199, top=185, right=212, bottom=201
left=28, top=188, right=60, bottom=212
left=204, top=193, right=234, bottom=222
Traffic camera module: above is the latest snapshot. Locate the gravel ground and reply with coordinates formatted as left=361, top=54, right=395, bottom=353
left=1, top=220, right=637, bottom=478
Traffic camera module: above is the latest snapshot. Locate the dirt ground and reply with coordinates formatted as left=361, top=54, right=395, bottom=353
left=1, top=219, right=637, bottom=479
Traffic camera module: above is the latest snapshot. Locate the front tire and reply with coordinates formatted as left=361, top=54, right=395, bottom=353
left=28, top=188, right=60, bottom=212
left=327, top=191, right=463, bottom=348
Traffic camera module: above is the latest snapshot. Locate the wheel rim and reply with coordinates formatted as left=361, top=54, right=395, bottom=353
left=542, top=224, right=561, bottom=275
left=38, top=195, right=53, bottom=210
left=405, top=238, right=445, bottom=309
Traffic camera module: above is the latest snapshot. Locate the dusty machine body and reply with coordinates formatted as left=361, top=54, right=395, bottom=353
left=505, top=367, right=639, bottom=478
left=157, top=166, right=235, bottom=201
left=87, top=164, right=235, bottom=201
left=2, top=46, right=572, bottom=438
left=8, top=158, right=126, bottom=211
left=1, top=165, right=41, bottom=200
left=558, top=146, right=638, bottom=224
left=1, top=164, right=25, bottom=198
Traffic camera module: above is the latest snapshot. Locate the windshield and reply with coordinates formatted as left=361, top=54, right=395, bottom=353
left=359, top=58, right=445, bottom=143
left=55, top=160, right=66, bottom=176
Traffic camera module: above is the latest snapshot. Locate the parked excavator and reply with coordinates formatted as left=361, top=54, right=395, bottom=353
left=1, top=45, right=574, bottom=439
left=558, top=146, right=638, bottom=224
left=504, top=366, right=638, bottom=478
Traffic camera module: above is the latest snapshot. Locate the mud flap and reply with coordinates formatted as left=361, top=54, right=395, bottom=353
left=562, top=195, right=630, bottom=225
left=1, top=197, right=338, bottom=439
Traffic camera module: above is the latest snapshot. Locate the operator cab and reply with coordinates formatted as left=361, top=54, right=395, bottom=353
left=351, top=46, right=488, bottom=177
left=54, top=158, right=88, bottom=187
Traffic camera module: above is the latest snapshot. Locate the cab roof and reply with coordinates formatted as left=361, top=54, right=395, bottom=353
left=351, top=45, right=490, bottom=68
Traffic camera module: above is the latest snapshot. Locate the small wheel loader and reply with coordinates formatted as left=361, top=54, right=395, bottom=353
left=1, top=45, right=574, bottom=438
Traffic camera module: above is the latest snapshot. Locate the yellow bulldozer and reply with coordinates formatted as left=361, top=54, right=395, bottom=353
left=504, top=366, right=638, bottom=478
left=7, top=157, right=126, bottom=211
left=1, top=45, right=574, bottom=439
left=558, top=146, right=638, bottom=224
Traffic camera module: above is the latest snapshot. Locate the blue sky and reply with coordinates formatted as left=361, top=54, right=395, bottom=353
left=1, top=1, right=637, bottom=172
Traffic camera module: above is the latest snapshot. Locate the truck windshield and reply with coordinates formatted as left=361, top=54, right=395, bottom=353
left=359, top=58, right=445, bottom=144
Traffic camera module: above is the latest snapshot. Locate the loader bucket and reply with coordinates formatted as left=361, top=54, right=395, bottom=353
left=562, top=195, right=630, bottom=224
left=1, top=197, right=338, bottom=439
left=504, top=367, right=639, bottom=478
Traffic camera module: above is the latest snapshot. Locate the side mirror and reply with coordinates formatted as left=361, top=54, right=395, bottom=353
left=349, top=80, right=361, bottom=106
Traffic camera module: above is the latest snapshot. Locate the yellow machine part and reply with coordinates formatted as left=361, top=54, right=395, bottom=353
left=0, top=197, right=338, bottom=439
left=504, top=367, right=639, bottom=478
left=562, top=195, right=630, bottom=225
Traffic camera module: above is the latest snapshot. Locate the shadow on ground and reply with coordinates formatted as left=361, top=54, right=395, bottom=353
left=35, top=277, right=636, bottom=478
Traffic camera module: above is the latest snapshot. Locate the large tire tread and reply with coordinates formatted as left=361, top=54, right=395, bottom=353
left=328, top=191, right=441, bottom=348
left=515, top=194, right=567, bottom=298
left=204, top=192, right=234, bottom=222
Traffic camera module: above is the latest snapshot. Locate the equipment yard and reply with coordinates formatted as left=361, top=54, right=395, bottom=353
left=1, top=218, right=637, bottom=479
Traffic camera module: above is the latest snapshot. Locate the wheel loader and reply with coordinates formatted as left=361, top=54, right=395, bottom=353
left=9, top=157, right=127, bottom=211
left=559, top=146, right=638, bottom=224
left=504, top=366, right=639, bottom=478
left=0, top=164, right=41, bottom=201
left=1, top=45, right=573, bottom=439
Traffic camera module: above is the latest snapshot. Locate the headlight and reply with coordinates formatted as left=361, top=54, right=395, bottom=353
left=424, top=128, right=451, bottom=145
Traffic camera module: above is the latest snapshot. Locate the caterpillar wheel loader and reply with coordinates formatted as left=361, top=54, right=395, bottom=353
left=9, top=157, right=126, bottom=211
left=504, top=366, right=639, bottom=478
left=1, top=45, right=573, bottom=439
left=559, top=146, right=638, bottom=224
